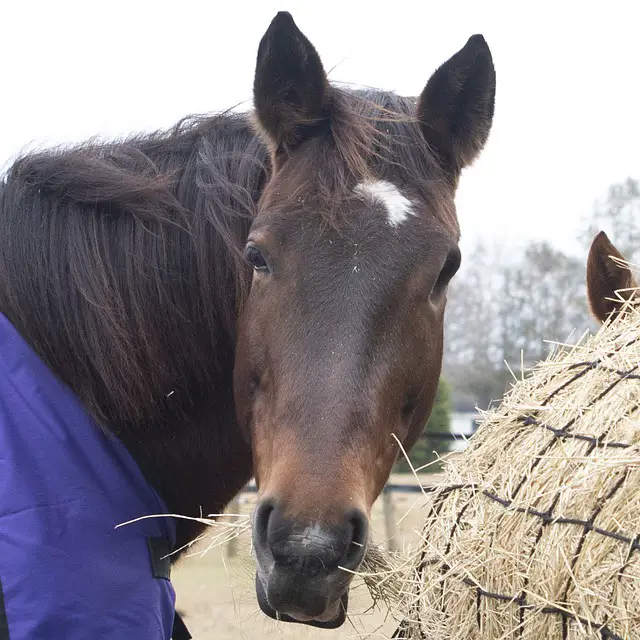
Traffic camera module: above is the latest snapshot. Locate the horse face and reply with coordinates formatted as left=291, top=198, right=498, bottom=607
left=234, top=12, right=495, bottom=628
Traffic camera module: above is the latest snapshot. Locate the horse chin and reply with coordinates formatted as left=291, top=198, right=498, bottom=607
left=255, top=574, right=348, bottom=629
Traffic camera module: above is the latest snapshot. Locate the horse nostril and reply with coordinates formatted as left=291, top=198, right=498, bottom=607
left=253, top=499, right=275, bottom=554
left=351, top=510, right=368, bottom=547
left=341, top=509, right=368, bottom=571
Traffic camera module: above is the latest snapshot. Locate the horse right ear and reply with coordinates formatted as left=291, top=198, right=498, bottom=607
left=587, top=231, right=637, bottom=323
left=253, top=12, right=330, bottom=163
left=417, top=35, right=496, bottom=179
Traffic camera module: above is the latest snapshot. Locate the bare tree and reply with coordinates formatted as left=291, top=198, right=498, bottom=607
left=444, top=176, right=639, bottom=414
left=579, top=177, right=640, bottom=263
left=504, top=242, right=589, bottom=363
left=444, top=239, right=591, bottom=411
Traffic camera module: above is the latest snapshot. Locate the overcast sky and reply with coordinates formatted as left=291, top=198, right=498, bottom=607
left=1, top=1, right=637, bottom=260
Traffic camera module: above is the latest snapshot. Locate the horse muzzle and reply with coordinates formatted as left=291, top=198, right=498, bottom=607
left=251, top=498, right=368, bottom=627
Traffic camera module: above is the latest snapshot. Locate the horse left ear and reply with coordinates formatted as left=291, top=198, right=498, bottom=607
left=417, top=35, right=496, bottom=178
left=253, top=12, right=330, bottom=160
left=587, top=231, right=637, bottom=324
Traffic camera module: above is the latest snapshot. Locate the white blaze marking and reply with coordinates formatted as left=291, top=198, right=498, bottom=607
left=354, top=180, right=415, bottom=227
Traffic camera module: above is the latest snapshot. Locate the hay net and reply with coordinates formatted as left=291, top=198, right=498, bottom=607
left=380, top=292, right=640, bottom=640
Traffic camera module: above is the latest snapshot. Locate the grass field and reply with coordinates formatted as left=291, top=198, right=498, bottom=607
left=171, top=473, right=437, bottom=639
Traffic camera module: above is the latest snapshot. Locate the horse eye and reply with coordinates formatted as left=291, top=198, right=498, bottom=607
left=432, top=248, right=461, bottom=298
left=245, top=245, right=270, bottom=273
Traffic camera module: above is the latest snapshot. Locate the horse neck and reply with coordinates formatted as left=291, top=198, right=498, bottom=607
left=119, top=116, right=264, bottom=550
left=121, top=357, right=254, bottom=553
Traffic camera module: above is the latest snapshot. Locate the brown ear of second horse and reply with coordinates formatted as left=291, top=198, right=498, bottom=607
left=587, top=231, right=638, bottom=324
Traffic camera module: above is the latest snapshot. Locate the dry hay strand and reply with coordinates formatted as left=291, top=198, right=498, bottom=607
left=362, top=292, right=640, bottom=639
left=118, top=509, right=404, bottom=597
left=116, top=510, right=254, bottom=559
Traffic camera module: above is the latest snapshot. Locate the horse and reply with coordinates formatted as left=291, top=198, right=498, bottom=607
left=0, top=11, right=495, bottom=636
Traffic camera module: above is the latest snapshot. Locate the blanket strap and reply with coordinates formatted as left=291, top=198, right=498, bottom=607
left=148, top=537, right=193, bottom=640
left=0, top=576, right=8, bottom=640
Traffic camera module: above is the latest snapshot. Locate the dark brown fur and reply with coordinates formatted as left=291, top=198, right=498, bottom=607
left=587, top=231, right=638, bottom=323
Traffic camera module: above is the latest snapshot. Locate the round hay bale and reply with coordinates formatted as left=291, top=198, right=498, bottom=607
left=383, top=299, right=640, bottom=639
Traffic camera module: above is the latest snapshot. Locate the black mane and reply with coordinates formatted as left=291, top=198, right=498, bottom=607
left=0, top=113, right=267, bottom=429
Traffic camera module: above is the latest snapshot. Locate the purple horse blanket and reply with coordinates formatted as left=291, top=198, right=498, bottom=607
left=0, top=313, right=186, bottom=639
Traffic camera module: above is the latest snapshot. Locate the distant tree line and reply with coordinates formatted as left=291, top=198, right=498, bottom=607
left=401, top=177, right=639, bottom=472
left=445, top=176, right=639, bottom=411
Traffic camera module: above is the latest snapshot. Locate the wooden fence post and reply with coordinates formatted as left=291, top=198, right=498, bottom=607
left=381, top=486, right=398, bottom=552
